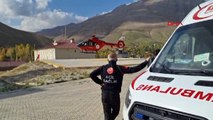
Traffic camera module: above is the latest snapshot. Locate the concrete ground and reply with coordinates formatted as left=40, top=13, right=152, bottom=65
left=0, top=58, right=147, bottom=120
left=42, top=58, right=144, bottom=68
left=0, top=73, right=141, bottom=120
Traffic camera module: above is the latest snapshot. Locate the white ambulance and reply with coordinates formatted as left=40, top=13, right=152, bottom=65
left=123, top=1, right=213, bottom=120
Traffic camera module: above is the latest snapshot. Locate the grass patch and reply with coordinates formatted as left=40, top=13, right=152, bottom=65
left=0, top=62, right=92, bottom=93
left=0, top=83, right=31, bottom=92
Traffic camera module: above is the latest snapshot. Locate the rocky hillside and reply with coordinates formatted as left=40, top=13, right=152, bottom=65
left=37, top=0, right=204, bottom=43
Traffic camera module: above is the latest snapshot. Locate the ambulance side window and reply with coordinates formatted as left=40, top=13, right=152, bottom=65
left=151, top=20, right=213, bottom=74
left=167, top=34, right=193, bottom=64
left=174, top=34, right=192, bottom=58
left=194, top=30, right=213, bottom=55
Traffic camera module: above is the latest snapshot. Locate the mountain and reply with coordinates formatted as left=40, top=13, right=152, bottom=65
left=0, top=22, right=52, bottom=48
left=37, top=0, right=204, bottom=44
left=37, top=23, right=76, bottom=38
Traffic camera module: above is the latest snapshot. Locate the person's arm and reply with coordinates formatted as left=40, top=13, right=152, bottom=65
left=90, top=66, right=103, bottom=85
left=121, top=57, right=150, bottom=74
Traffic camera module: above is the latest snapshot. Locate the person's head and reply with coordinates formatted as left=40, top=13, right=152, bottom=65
left=107, top=52, right=117, bottom=61
left=154, top=49, right=160, bottom=56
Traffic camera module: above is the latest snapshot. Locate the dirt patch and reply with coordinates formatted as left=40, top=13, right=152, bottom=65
left=0, top=61, right=94, bottom=92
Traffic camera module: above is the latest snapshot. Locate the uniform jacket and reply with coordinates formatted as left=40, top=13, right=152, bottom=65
left=90, top=60, right=148, bottom=93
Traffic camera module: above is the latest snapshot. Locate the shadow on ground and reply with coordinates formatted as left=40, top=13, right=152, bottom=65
left=0, top=87, right=45, bottom=100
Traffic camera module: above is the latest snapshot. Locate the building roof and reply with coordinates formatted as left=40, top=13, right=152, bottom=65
left=37, top=39, right=78, bottom=50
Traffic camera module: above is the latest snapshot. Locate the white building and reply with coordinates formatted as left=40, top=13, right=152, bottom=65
left=34, top=40, right=95, bottom=61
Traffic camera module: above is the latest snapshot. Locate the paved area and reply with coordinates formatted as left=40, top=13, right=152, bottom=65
left=0, top=72, right=142, bottom=120
left=42, top=58, right=144, bottom=68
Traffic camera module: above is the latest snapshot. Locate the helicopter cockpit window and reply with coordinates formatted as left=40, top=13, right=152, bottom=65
left=84, top=42, right=87, bottom=46
left=88, top=41, right=95, bottom=46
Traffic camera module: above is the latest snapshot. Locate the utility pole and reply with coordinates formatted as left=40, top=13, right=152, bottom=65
left=64, top=25, right=67, bottom=40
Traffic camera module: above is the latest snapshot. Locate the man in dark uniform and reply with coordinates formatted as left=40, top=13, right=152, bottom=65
left=90, top=52, right=150, bottom=120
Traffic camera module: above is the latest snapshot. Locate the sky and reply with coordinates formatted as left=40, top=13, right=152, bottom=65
left=0, top=0, right=137, bottom=32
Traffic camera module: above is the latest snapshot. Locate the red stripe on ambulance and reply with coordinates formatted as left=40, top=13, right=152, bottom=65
left=136, top=84, right=213, bottom=102
left=193, top=3, right=213, bottom=20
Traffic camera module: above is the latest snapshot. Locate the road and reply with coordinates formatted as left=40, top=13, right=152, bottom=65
left=0, top=72, right=142, bottom=120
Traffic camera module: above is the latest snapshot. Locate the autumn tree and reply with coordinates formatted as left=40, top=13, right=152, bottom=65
left=96, top=48, right=114, bottom=58
left=0, top=48, right=7, bottom=61
left=6, top=48, right=16, bottom=61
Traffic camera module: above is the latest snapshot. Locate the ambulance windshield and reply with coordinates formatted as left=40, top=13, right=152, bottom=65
left=151, top=20, right=213, bottom=76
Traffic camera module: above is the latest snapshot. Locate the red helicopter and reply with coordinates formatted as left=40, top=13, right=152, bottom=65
left=77, top=35, right=125, bottom=52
